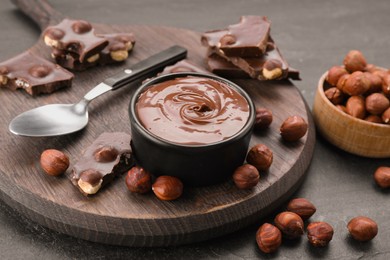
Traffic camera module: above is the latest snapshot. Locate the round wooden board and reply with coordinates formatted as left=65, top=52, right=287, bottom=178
left=0, top=24, right=315, bottom=247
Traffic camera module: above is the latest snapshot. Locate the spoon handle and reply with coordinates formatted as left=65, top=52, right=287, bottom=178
left=103, top=45, right=187, bottom=90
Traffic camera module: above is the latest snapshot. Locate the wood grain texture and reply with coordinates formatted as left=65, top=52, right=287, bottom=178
left=0, top=0, right=315, bottom=247
left=313, top=72, right=390, bottom=158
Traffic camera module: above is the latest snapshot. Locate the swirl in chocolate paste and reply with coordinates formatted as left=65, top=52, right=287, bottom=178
left=136, top=76, right=250, bottom=145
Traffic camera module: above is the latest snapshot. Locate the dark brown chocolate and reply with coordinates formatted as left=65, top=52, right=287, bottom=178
left=0, top=51, right=74, bottom=95
left=71, top=132, right=134, bottom=196
left=43, top=18, right=108, bottom=62
left=206, top=53, right=250, bottom=78
left=52, top=33, right=136, bottom=71
left=215, top=16, right=271, bottom=57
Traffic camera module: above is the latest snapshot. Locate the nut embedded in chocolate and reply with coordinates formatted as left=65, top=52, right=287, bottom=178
left=262, top=59, right=283, bottom=80
left=78, top=169, right=103, bottom=195
left=71, top=20, right=92, bottom=34
left=93, top=146, right=118, bottom=162
left=219, top=34, right=237, bottom=47
left=29, top=65, right=51, bottom=78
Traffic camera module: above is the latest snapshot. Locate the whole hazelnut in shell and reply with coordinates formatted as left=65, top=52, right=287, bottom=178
left=347, top=216, right=378, bottom=241
left=280, top=116, right=308, bottom=142
left=343, top=50, right=367, bottom=72
left=307, top=222, right=334, bottom=247
left=256, top=223, right=282, bottom=253
left=246, top=144, right=273, bottom=171
left=40, top=149, right=69, bottom=176
left=274, top=211, right=304, bottom=239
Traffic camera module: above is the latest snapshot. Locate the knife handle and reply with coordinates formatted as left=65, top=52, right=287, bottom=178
left=103, top=45, right=188, bottom=90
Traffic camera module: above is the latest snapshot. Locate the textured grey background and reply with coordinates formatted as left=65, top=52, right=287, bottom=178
left=1, top=0, right=390, bottom=259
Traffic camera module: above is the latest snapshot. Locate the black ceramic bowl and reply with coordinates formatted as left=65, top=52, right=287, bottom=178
left=129, top=72, right=255, bottom=186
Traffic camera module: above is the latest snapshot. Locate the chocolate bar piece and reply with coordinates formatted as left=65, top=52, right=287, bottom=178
left=206, top=53, right=250, bottom=78
left=52, top=33, right=136, bottom=71
left=0, top=51, right=74, bottom=95
left=203, top=16, right=271, bottom=57
left=71, top=132, right=134, bottom=196
left=159, top=59, right=211, bottom=75
left=43, top=19, right=108, bottom=63
left=207, top=53, right=301, bottom=80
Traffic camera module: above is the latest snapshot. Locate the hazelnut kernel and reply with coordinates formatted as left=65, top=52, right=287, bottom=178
left=382, top=74, right=390, bottom=97
left=93, top=146, right=118, bottom=162
left=343, top=50, right=367, bottom=72
left=364, top=72, right=383, bottom=94
left=307, top=222, right=334, bottom=247
left=286, top=198, right=316, bottom=220
left=125, top=166, right=152, bottom=194
left=274, top=211, right=304, bottom=239
left=336, top=104, right=348, bottom=113
left=365, top=93, right=389, bottom=115
left=72, top=20, right=92, bottom=34
left=110, top=50, right=129, bottom=62
left=87, top=53, right=100, bottom=63
left=256, top=223, right=282, bottom=253
left=219, top=34, right=236, bottom=46
left=326, top=66, right=348, bottom=86
left=78, top=169, right=103, bottom=195
left=280, top=115, right=308, bottom=142
left=246, top=144, right=273, bottom=171
left=263, top=59, right=283, bottom=80
left=40, top=149, right=69, bottom=176
left=343, top=71, right=370, bottom=96
left=346, top=96, right=366, bottom=119
left=232, top=164, right=260, bottom=189
left=254, top=108, right=273, bottom=130
left=324, top=87, right=344, bottom=105
left=347, top=216, right=378, bottom=241
left=374, top=166, right=390, bottom=188
left=336, top=73, right=350, bottom=91
left=364, top=115, right=383, bottom=124
left=152, top=176, right=183, bottom=201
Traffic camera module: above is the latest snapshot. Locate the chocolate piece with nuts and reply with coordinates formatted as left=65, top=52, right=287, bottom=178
left=43, top=19, right=108, bottom=63
left=52, top=33, right=136, bottom=71
left=0, top=51, right=73, bottom=95
left=217, top=16, right=271, bottom=57
left=71, top=132, right=134, bottom=196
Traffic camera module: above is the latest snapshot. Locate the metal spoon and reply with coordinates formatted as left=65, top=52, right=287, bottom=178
left=9, top=45, right=187, bottom=137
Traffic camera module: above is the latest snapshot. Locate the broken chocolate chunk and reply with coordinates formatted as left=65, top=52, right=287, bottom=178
left=159, top=59, right=211, bottom=75
left=0, top=51, right=73, bottom=95
left=71, top=132, right=134, bottom=196
left=52, top=32, right=136, bottom=71
left=43, top=18, right=108, bottom=63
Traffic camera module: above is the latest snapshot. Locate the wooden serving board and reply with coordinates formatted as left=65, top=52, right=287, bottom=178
left=0, top=0, right=315, bottom=246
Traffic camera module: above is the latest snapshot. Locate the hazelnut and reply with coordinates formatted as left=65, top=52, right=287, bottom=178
left=372, top=69, right=389, bottom=80
left=286, top=198, right=316, bottom=220
left=274, top=211, right=304, bottom=239
left=307, top=222, right=334, bottom=247
left=336, top=73, right=350, bottom=91
left=43, top=28, right=64, bottom=48
left=364, top=115, right=383, bottom=124
left=336, top=104, right=348, bottom=113
left=343, top=71, right=370, bottom=96
left=326, top=66, right=348, bottom=86
left=343, top=50, right=367, bottom=72
left=86, top=53, right=100, bottom=63
left=152, top=176, right=183, bottom=201
left=280, top=115, right=308, bottom=142
left=256, top=223, right=282, bottom=253
left=346, top=96, right=366, bottom=119
left=71, top=20, right=92, bottom=34
left=373, top=166, right=390, bottom=188
left=382, top=74, right=390, bottom=97
left=232, top=164, right=260, bottom=189
left=29, top=65, right=51, bottom=78
left=262, top=59, right=283, bottom=80
left=125, top=166, right=152, bottom=194
left=364, top=72, right=383, bottom=94
left=93, top=146, right=118, bottom=162
left=254, top=108, right=273, bottom=130
left=364, top=64, right=378, bottom=73
left=110, top=50, right=129, bottom=62
left=77, top=169, right=103, bottom=195
left=40, top=149, right=70, bottom=176
left=347, top=216, right=378, bottom=241
left=324, top=87, right=344, bottom=105
left=246, top=144, right=273, bottom=171
left=219, top=34, right=236, bottom=46
left=365, top=93, right=389, bottom=115
left=382, top=107, right=390, bottom=124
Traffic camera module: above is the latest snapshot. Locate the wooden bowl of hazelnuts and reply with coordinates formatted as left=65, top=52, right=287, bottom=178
left=313, top=50, right=390, bottom=158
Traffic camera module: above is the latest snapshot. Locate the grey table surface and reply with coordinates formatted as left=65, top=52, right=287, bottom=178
left=1, top=0, right=389, bottom=259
